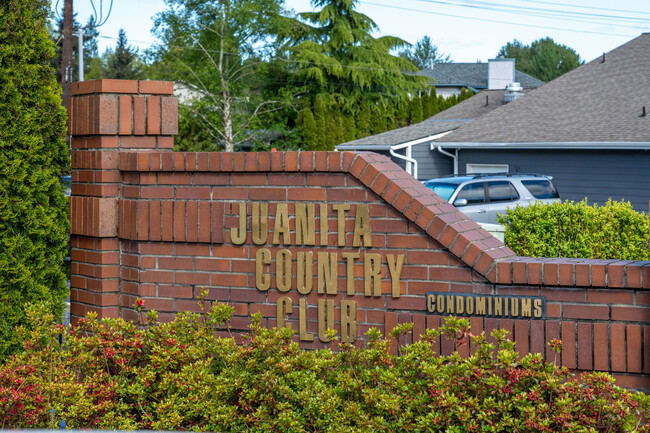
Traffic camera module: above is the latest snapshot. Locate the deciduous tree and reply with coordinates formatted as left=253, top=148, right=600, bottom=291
left=150, top=0, right=296, bottom=152
left=497, top=37, right=583, bottom=82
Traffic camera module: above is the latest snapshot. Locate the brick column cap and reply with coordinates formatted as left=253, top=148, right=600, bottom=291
left=71, top=79, right=174, bottom=96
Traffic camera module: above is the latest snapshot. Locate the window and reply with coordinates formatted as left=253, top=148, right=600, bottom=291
left=521, top=180, right=559, bottom=199
left=487, top=181, right=519, bottom=202
left=456, top=182, right=485, bottom=204
left=423, top=182, right=459, bottom=202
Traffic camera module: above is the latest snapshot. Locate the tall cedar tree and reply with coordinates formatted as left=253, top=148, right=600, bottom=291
left=284, top=0, right=427, bottom=107
left=0, top=0, right=70, bottom=359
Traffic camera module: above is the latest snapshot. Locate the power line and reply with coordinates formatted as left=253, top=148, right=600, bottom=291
left=411, top=0, right=650, bottom=24
left=360, top=1, right=639, bottom=37
left=88, top=0, right=114, bottom=27
left=512, top=0, right=650, bottom=16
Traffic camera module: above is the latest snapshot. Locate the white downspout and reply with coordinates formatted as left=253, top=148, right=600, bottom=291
left=437, top=146, right=458, bottom=174
left=390, top=146, right=418, bottom=179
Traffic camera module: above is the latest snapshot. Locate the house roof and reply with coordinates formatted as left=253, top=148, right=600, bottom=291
left=436, top=33, right=650, bottom=145
left=420, top=63, right=545, bottom=89
left=336, top=89, right=519, bottom=149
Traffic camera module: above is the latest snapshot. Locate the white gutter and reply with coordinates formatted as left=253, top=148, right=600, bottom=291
left=432, top=142, right=650, bottom=150
left=437, top=146, right=458, bottom=174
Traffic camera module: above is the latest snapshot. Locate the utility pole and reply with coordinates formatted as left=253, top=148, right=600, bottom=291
left=61, top=0, right=73, bottom=108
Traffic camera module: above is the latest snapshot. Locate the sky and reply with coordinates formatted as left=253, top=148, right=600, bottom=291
left=54, top=0, right=650, bottom=64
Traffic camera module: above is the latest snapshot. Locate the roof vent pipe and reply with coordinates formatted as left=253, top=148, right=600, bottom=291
left=642, top=106, right=647, bottom=117
left=601, top=52, right=606, bottom=63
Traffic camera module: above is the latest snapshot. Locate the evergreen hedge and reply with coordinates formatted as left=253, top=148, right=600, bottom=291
left=1, top=299, right=647, bottom=431
left=0, top=0, right=70, bottom=360
left=497, top=200, right=650, bottom=260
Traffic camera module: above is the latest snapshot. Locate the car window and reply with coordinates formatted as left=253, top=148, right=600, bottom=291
left=487, top=181, right=519, bottom=203
left=456, top=182, right=485, bottom=204
left=521, top=179, right=559, bottom=199
left=423, top=182, right=458, bottom=202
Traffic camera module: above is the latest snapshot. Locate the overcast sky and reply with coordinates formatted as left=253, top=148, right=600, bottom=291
left=55, top=0, right=649, bottom=64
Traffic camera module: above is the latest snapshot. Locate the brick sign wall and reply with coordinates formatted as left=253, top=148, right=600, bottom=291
left=68, top=80, right=650, bottom=391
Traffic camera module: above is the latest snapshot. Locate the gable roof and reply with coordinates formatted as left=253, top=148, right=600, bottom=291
left=337, top=89, right=521, bottom=150
left=436, top=33, right=650, bottom=145
left=420, top=63, right=545, bottom=89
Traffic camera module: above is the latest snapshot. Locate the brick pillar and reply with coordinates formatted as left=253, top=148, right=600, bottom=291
left=69, top=79, right=178, bottom=322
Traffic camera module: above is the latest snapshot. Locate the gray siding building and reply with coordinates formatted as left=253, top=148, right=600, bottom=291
left=338, top=33, right=650, bottom=211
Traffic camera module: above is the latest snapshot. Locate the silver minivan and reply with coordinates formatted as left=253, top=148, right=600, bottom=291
left=423, top=174, right=560, bottom=224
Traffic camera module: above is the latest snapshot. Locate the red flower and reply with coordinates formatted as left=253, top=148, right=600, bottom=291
left=135, top=298, right=145, bottom=308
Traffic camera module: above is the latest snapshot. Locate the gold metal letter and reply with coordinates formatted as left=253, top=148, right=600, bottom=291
left=341, top=300, right=357, bottom=343
left=363, top=253, right=381, bottom=297
left=272, top=203, right=290, bottom=245
left=510, top=297, right=518, bottom=317
left=295, top=203, right=316, bottom=245
left=386, top=254, right=404, bottom=298
left=352, top=204, right=372, bottom=247
left=427, top=294, right=435, bottom=313
left=299, top=298, right=314, bottom=341
left=466, top=296, right=474, bottom=315
left=494, top=297, right=503, bottom=316
left=318, top=299, right=335, bottom=342
left=332, top=204, right=350, bottom=247
left=276, top=249, right=292, bottom=292
left=533, top=298, right=543, bottom=318
left=296, top=251, right=314, bottom=295
left=342, top=252, right=360, bottom=295
left=521, top=298, right=532, bottom=317
left=230, top=202, right=246, bottom=245
left=456, top=296, right=465, bottom=314
left=276, top=297, right=292, bottom=329
left=317, top=252, right=338, bottom=295
left=475, top=297, right=486, bottom=315
left=255, top=248, right=271, bottom=291
left=251, top=203, right=268, bottom=245
left=437, top=295, right=445, bottom=314
left=447, top=295, right=455, bottom=314
left=319, top=203, right=328, bottom=246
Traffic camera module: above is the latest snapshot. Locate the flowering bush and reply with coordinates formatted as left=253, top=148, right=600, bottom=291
left=1, top=298, right=648, bottom=431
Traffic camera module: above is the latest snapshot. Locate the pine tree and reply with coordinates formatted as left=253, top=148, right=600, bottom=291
left=103, top=29, right=143, bottom=79
left=0, top=0, right=70, bottom=360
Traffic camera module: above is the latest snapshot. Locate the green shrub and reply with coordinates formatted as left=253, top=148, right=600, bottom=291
left=497, top=199, right=650, bottom=260
left=0, top=0, right=70, bottom=360
left=1, top=299, right=647, bottom=431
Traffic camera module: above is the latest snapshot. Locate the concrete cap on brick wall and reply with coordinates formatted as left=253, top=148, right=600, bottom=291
left=71, top=79, right=174, bottom=96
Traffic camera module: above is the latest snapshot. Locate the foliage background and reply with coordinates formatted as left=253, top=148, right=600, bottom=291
left=0, top=0, right=70, bottom=361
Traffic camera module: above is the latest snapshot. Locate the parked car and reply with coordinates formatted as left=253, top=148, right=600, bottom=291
left=61, top=175, right=71, bottom=197
left=423, top=173, right=560, bottom=224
